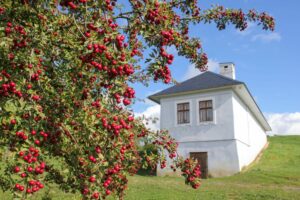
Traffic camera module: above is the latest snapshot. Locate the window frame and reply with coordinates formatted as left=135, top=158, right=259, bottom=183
left=175, top=100, right=192, bottom=126
left=197, top=97, right=216, bottom=125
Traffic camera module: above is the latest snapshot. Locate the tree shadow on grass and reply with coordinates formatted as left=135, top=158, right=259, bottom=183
left=137, top=168, right=157, bottom=177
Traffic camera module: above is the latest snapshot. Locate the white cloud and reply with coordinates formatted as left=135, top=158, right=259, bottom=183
left=135, top=105, right=160, bottom=131
left=265, top=112, right=300, bottom=135
left=251, top=32, right=282, bottom=42
left=235, top=22, right=281, bottom=43
left=182, top=59, right=219, bottom=81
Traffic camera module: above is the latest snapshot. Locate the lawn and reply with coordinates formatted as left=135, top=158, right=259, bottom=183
left=1, top=135, right=300, bottom=199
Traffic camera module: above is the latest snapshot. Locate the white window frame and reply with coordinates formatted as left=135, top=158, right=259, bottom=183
left=174, top=100, right=192, bottom=126
left=197, top=97, right=216, bottom=125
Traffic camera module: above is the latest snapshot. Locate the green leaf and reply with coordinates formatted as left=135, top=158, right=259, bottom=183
left=3, top=100, right=17, bottom=113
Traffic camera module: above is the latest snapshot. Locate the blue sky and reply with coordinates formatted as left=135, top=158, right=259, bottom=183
left=129, top=0, right=300, bottom=134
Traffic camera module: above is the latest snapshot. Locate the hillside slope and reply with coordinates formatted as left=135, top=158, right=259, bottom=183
left=125, top=136, right=300, bottom=200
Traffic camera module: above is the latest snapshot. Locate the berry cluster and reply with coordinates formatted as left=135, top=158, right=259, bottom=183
left=161, top=30, right=175, bottom=45
left=160, top=48, right=174, bottom=65
left=145, top=2, right=167, bottom=25
left=12, top=147, right=46, bottom=195
left=196, top=53, right=208, bottom=72
left=154, top=65, right=171, bottom=83
left=178, top=158, right=201, bottom=189
left=0, top=81, right=22, bottom=97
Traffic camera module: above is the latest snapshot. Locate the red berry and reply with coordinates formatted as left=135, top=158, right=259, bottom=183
left=123, top=98, right=131, bottom=106
left=87, top=44, right=92, bottom=50
left=81, top=187, right=89, bottom=195
left=9, top=82, right=16, bottom=87
left=68, top=2, right=77, bottom=9
left=32, top=187, right=39, bottom=192
left=92, top=192, right=99, bottom=199
left=20, top=173, right=27, bottom=178
left=38, top=183, right=44, bottom=188
left=32, top=95, right=40, bottom=101
left=40, top=162, right=46, bottom=169
left=27, top=166, right=33, bottom=172
left=10, top=119, right=17, bottom=125
left=34, top=140, right=40, bottom=145
left=84, top=32, right=91, bottom=38
left=127, top=116, right=134, bottom=122
left=89, top=176, right=96, bottom=183
left=106, top=189, right=111, bottom=195
left=29, top=180, right=36, bottom=186
left=19, top=185, right=24, bottom=191
left=14, top=166, right=20, bottom=173
left=15, top=184, right=20, bottom=189
left=95, top=146, right=101, bottom=153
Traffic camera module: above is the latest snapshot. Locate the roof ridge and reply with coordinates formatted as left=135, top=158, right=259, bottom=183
left=177, top=71, right=210, bottom=84
left=205, top=71, right=243, bottom=83
left=152, top=71, right=210, bottom=95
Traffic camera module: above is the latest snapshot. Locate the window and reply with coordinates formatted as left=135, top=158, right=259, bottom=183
left=199, top=100, right=213, bottom=122
left=177, top=102, right=190, bottom=124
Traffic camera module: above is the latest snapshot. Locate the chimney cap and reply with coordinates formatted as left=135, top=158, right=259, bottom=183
left=219, top=62, right=235, bottom=65
left=219, top=62, right=236, bottom=80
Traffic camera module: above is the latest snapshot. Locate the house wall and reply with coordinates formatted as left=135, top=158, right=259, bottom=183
left=160, top=89, right=235, bottom=142
left=158, top=90, right=241, bottom=177
left=232, top=92, right=267, bottom=170
left=157, top=140, right=240, bottom=177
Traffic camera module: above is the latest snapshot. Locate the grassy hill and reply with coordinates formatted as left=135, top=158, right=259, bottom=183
left=1, top=135, right=300, bottom=199
left=125, top=135, right=300, bottom=200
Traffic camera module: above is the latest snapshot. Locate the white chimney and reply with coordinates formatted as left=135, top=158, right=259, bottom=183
left=219, top=62, right=236, bottom=79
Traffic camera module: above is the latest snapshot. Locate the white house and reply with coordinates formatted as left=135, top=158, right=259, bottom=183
left=148, top=62, right=271, bottom=178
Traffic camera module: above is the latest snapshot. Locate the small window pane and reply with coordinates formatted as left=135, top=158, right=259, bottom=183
left=207, top=100, right=212, bottom=107
left=199, top=100, right=213, bottom=122
left=177, top=102, right=190, bottom=124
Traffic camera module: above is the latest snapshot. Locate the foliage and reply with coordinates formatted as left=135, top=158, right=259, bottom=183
left=0, top=0, right=274, bottom=199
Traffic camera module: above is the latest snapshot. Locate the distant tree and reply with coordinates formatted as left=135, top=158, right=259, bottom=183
left=0, top=1, right=274, bottom=199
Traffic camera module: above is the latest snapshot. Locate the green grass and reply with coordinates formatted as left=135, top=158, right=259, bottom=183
left=125, top=135, right=300, bottom=200
left=1, top=135, right=300, bottom=199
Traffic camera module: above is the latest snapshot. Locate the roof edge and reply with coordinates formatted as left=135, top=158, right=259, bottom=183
left=233, top=84, right=272, bottom=132
left=148, top=85, right=236, bottom=104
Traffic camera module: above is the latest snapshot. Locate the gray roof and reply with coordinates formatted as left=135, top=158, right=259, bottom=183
left=149, top=71, right=243, bottom=102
